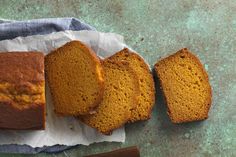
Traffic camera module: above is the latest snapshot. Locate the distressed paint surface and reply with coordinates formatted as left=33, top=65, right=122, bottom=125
left=0, top=0, right=236, bottom=156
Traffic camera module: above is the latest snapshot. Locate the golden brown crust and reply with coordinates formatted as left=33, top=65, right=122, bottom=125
left=0, top=52, right=45, bottom=130
left=0, top=52, right=44, bottom=84
left=154, top=48, right=212, bottom=123
left=0, top=102, right=45, bottom=130
left=45, top=40, right=104, bottom=116
left=80, top=60, right=140, bottom=135
left=108, top=48, right=155, bottom=122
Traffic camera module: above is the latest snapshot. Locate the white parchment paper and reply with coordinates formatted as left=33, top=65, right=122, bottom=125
left=0, top=30, right=126, bottom=147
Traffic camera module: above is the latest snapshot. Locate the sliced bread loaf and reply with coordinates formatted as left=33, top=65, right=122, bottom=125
left=45, top=40, right=104, bottom=116
left=108, top=48, right=155, bottom=122
left=154, top=48, right=212, bottom=123
left=80, top=60, right=139, bottom=134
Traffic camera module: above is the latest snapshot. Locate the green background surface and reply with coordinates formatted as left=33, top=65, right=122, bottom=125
left=0, top=0, right=236, bottom=156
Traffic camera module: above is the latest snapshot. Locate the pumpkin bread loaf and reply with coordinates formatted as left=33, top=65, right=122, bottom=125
left=80, top=60, right=139, bottom=134
left=45, top=40, right=104, bottom=116
left=0, top=52, right=45, bottom=130
left=154, top=48, right=212, bottom=123
left=108, top=48, right=155, bottom=122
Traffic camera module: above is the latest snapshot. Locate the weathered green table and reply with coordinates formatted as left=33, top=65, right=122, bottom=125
left=0, top=0, right=235, bottom=156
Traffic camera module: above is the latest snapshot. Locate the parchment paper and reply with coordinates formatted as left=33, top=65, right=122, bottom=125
left=0, top=30, right=126, bottom=147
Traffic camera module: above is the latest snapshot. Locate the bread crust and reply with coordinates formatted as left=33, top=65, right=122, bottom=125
left=0, top=52, right=45, bottom=130
left=0, top=52, right=44, bottom=83
left=0, top=102, right=45, bottom=130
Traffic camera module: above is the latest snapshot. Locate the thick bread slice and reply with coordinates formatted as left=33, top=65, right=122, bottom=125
left=108, top=48, right=155, bottom=122
left=154, top=48, right=212, bottom=123
left=45, top=40, right=104, bottom=116
left=80, top=60, right=139, bottom=135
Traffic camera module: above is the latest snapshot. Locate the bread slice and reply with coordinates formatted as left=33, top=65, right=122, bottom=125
left=80, top=60, right=139, bottom=134
left=45, top=40, right=104, bottom=116
left=154, top=48, right=212, bottom=123
left=108, top=48, right=155, bottom=122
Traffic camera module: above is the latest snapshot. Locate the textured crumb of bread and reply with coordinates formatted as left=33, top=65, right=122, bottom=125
left=154, top=48, right=212, bottom=123
left=108, top=48, right=155, bottom=122
left=45, top=40, right=104, bottom=116
left=80, top=60, right=139, bottom=134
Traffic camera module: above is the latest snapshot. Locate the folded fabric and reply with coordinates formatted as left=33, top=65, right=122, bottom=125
left=0, top=17, right=94, bottom=40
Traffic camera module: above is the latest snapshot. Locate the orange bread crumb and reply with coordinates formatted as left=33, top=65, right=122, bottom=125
left=154, top=48, right=212, bottom=123
left=108, top=48, right=155, bottom=122
left=45, top=40, right=104, bottom=116
left=80, top=60, right=139, bottom=134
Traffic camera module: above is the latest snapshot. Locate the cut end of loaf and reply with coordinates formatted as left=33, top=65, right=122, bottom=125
left=154, top=48, right=212, bottom=123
